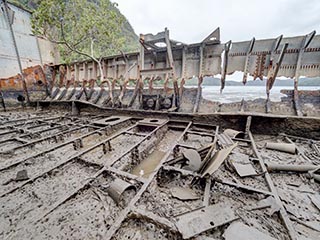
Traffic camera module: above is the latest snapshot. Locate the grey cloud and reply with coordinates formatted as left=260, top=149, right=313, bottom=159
left=114, top=0, right=320, bottom=43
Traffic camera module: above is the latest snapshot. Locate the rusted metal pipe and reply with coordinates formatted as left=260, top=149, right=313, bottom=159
left=265, top=163, right=318, bottom=173
left=249, top=131, right=297, bottom=240
left=314, top=174, right=320, bottom=182
left=265, top=142, right=296, bottom=154
left=106, top=178, right=136, bottom=205
left=224, top=129, right=245, bottom=139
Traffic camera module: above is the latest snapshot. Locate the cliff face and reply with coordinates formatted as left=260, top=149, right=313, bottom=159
left=109, top=4, right=139, bottom=53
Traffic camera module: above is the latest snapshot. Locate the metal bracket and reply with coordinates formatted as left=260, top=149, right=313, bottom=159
left=242, top=37, right=255, bottom=84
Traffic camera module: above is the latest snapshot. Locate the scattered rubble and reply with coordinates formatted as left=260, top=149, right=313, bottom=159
left=0, top=110, right=319, bottom=239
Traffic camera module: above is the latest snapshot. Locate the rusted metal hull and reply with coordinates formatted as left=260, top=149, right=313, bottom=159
left=1, top=29, right=319, bottom=117
left=1, top=17, right=320, bottom=240
left=0, top=65, right=48, bottom=106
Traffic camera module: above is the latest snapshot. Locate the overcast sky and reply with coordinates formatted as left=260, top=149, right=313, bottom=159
left=114, top=0, right=320, bottom=44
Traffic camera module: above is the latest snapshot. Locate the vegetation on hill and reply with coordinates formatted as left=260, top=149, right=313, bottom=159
left=10, top=0, right=139, bottom=104
left=10, top=0, right=139, bottom=63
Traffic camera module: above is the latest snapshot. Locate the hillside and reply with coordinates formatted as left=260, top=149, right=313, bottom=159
left=10, top=0, right=139, bottom=54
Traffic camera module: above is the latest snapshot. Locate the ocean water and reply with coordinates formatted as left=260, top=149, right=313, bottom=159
left=201, top=86, right=319, bottom=103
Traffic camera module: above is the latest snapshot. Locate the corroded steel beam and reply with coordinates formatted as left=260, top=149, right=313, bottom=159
left=2, top=29, right=320, bottom=86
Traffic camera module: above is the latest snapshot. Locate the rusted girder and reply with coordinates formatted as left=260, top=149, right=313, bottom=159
left=33, top=119, right=169, bottom=222
left=2, top=28, right=320, bottom=116
left=104, top=122, right=192, bottom=240
left=220, top=40, right=232, bottom=93
left=242, top=37, right=255, bottom=85
left=0, top=117, right=133, bottom=171
left=266, top=43, right=288, bottom=113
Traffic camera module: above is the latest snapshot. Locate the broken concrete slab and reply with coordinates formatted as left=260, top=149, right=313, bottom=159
left=15, top=169, right=29, bottom=181
left=170, top=187, right=200, bottom=201
left=223, top=221, right=276, bottom=240
left=309, top=194, right=320, bottom=211
left=231, top=161, right=257, bottom=177
left=174, top=203, right=238, bottom=239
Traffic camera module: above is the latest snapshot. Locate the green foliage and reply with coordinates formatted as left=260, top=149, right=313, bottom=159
left=28, top=0, right=138, bottom=63
left=8, top=0, right=35, bottom=11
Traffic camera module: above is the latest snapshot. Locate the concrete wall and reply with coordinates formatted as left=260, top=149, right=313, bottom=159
left=0, top=2, right=58, bottom=78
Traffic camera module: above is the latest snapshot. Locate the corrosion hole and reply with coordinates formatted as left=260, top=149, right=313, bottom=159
left=37, top=80, right=43, bottom=86
left=155, top=42, right=167, bottom=48
left=104, top=117, right=120, bottom=123
left=17, top=95, right=25, bottom=102
left=210, top=221, right=215, bottom=226
left=150, top=119, right=159, bottom=123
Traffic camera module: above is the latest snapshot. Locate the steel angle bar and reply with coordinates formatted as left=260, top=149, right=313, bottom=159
left=215, top=178, right=273, bottom=196
left=200, top=143, right=237, bottom=177
left=293, top=31, right=316, bottom=116
left=0, top=122, right=124, bottom=171
left=104, top=122, right=192, bottom=239
left=198, top=126, right=220, bottom=174
left=249, top=131, right=298, bottom=240
left=220, top=40, right=232, bottom=93
left=34, top=121, right=169, bottom=222
left=242, top=37, right=255, bottom=85
left=7, top=118, right=105, bottom=152
left=203, top=177, right=212, bottom=206
left=3, top=126, right=85, bottom=153
left=110, top=120, right=169, bottom=167
left=0, top=123, right=138, bottom=198
left=131, top=207, right=177, bottom=230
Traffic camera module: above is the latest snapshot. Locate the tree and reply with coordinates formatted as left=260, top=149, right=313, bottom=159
left=31, top=0, right=129, bottom=104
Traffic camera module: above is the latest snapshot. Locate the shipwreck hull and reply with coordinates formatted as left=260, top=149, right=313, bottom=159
left=38, top=100, right=320, bottom=140
left=1, top=28, right=320, bottom=117
left=0, top=27, right=320, bottom=239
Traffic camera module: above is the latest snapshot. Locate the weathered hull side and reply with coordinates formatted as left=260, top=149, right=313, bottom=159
left=38, top=100, right=320, bottom=140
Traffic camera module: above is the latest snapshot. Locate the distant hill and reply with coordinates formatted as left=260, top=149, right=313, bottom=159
left=185, top=77, right=320, bottom=87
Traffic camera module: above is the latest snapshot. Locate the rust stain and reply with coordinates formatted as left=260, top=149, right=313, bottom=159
left=0, top=65, right=47, bottom=91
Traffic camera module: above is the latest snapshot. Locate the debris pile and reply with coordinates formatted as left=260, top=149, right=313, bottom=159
left=0, top=110, right=319, bottom=239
